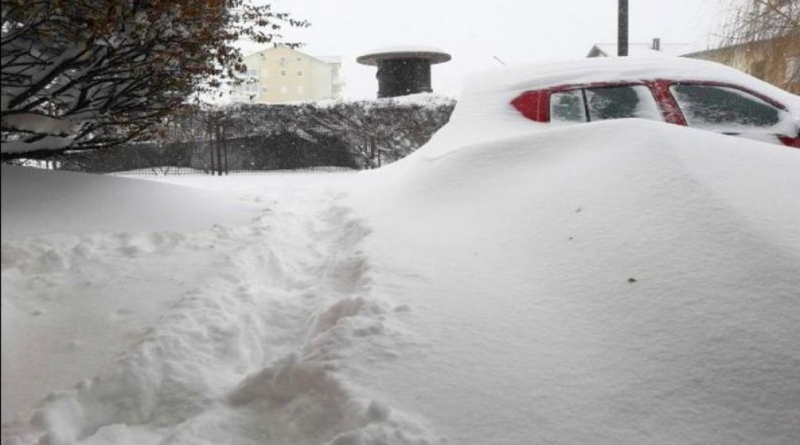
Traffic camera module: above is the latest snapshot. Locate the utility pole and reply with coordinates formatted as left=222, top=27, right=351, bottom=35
left=618, top=0, right=629, bottom=56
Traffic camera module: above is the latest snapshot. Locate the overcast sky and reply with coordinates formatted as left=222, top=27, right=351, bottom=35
left=251, top=0, right=727, bottom=99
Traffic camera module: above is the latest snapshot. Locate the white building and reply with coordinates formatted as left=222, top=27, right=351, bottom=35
left=232, top=46, right=344, bottom=103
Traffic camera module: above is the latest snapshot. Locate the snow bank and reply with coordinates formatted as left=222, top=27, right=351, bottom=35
left=1, top=168, right=262, bottom=426
left=1, top=167, right=254, bottom=237
left=346, top=119, right=800, bottom=444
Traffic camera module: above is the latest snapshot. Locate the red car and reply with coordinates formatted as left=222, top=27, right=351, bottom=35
left=510, top=58, right=800, bottom=148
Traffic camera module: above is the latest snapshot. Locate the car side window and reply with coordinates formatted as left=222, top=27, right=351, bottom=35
left=584, top=85, right=663, bottom=122
left=550, top=85, right=662, bottom=124
left=550, top=90, right=587, bottom=123
left=670, top=84, right=780, bottom=131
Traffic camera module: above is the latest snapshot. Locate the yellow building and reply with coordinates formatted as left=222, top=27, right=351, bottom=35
left=684, top=36, right=800, bottom=95
left=232, top=46, right=344, bottom=103
left=587, top=37, right=800, bottom=95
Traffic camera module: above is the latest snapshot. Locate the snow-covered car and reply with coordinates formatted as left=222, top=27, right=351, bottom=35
left=508, top=57, right=800, bottom=148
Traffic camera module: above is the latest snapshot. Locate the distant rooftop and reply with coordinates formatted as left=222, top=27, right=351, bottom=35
left=588, top=41, right=695, bottom=58
left=245, top=46, right=341, bottom=65
left=317, top=56, right=342, bottom=65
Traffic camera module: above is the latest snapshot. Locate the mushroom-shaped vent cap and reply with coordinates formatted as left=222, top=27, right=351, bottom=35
left=357, top=46, right=451, bottom=66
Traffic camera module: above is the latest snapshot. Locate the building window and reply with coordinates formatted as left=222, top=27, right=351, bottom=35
left=787, top=57, right=800, bottom=84
left=246, top=69, right=258, bottom=77
left=261, top=86, right=269, bottom=92
left=280, top=57, right=286, bottom=66
left=297, top=70, right=303, bottom=77
left=296, top=57, right=302, bottom=62
left=280, top=70, right=286, bottom=76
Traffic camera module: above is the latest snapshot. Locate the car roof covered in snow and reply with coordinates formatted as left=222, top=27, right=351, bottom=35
left=461, top=57, right=799, bottom=104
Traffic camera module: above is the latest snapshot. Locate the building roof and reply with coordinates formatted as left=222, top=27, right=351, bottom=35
left=317, top=56, right=342, bottom=65
left=245, top=46, right=341, bottom=66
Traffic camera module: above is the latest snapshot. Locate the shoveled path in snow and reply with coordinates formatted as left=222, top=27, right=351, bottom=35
left=2, top=173, right=440, bottom=445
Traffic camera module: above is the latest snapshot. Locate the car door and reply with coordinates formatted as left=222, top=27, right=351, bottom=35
left=667, top=83, right=800, bottom=148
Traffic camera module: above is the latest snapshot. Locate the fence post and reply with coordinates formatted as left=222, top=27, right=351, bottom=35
left=222, top=124, right=229, bottom=175
left=215, top=121, right=222, bottom=176
left=369, top=137, right=376, bottom=169
left=208, top=118, right=216, bottom=175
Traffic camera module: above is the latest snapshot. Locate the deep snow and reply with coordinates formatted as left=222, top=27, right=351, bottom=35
left=3, top=169, right=441, bottom=445
left=347, top=119, right=800, bottom=444
left=3, top=117, right=800, bottom=445
left=5, top=50, right=800, bottom=441
left=0, top=167, right=255, bottom=236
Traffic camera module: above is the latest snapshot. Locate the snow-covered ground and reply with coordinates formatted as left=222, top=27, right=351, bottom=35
left=3, top=56, right=800, bottom=443
left=3, top=118, right=800, bottom=445
left=348, top=120, right=800, bottom=444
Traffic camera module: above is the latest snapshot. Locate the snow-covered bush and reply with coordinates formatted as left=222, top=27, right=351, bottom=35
left=55, top=95, right=456, bottom=173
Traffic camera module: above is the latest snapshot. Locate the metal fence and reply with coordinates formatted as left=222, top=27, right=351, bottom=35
left=15, top=99, right=456, bottom=175
left=56, top=131, right=361, bottom=176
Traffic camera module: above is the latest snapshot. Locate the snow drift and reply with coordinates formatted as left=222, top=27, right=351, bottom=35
left=2, top=117, right=800, bottom=444
left=346, top=119, right=800, bottom=444
left=1, top=166, right=254, bottom=237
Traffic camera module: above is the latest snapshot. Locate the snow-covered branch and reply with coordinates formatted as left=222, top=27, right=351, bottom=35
left=1, top=0, right=307, bottom=159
